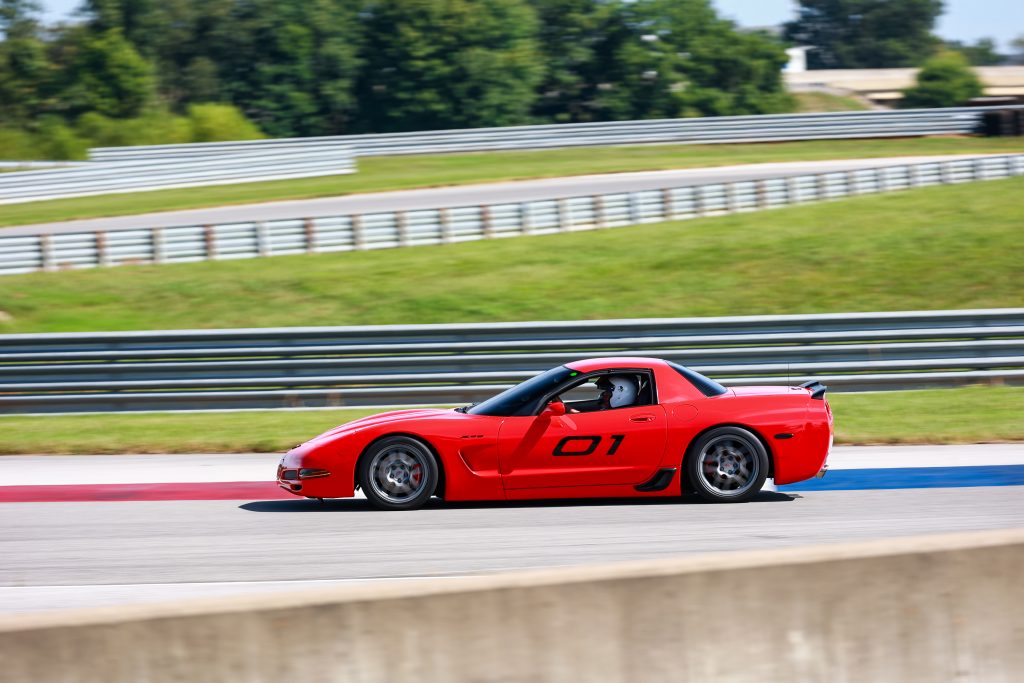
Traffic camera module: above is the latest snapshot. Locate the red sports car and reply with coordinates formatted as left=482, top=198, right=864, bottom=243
left=277, top=357, right=832, bottom=510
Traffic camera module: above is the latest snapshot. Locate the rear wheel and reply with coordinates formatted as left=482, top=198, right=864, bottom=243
left=358, top=436, right=438, bottom=511
left=686, top=427, right=768, bottom=503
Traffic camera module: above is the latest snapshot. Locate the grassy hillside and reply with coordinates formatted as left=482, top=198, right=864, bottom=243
left=793, top=92, right=871, bottom=112
left=1, top=177, right=1021, bottom=333
left=1, top=386, right=1019, bottom=454
left=3, top=137, right=1023, bottom=228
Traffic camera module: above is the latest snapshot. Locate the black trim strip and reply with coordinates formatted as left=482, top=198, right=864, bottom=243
left=634, top=467, right=677, bottom=492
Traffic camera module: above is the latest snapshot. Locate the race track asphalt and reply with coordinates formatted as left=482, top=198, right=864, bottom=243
left=1, top=445, right=1022, bottom=614
left=2, top=154, right=994, bottom=237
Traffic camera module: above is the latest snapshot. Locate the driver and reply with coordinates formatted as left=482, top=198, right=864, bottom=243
left=604, top=375, right=637, bottom=409
left=570, top=375, right=637, bottom=412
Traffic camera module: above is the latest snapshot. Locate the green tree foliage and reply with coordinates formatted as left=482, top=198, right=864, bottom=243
left=0, top=0, right=48, bottom=123
left=528, top=0, right=616, bottom=123
left=901, top=51, right=983, bottom=109
left=187, top=103, right=264, bottom=142
left=590, top=0, right=792, bottom=120
left=1, top=0, right=851, bottom=149
left=785, top=0, right=943, bottom=69
left=945, top=38, right=1004, bottom=66
left=51, top=25, right=156, bottom=118
left=356, top=0, right=544, bottom=132
left=219, top=0, right=362, bottom=137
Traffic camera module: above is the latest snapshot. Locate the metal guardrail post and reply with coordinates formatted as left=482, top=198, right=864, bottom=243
left=594, top=196, right=607, bottom=228
left=95, top=232, right=108, bottom=268
left=37, top=234, right=54, bottom=271
left=303, top=218, right=316, bottom=254
left=558, top=198, right=570, bottom=232
left=481, top=205, right=493, bottom=238
left=786, top=177, right=799, bottom=205
left=440, top=208, right=453, bottom=242
left=725, top=183, right=738, bottom=213
left=661, top=188, right=673, bottom=219
left=846, top=170, right=858, bottom=195
left=204, top=225, right=216, bottom=260
left=152, top=229, right=164, bottom=264
left=257, top=222, right=270, bottom=257
left=941, top=161, right=953, bottom=184
left=695, top=186, right=706, bottom=216
left=352, top=215, right=365, bottom=250
left=815, top=175, right=827, bottom=201
left=397, top=212, right=409, bottom=247
left=628, top=193, right=642, bottom=223
left=755, top=180, right=768, bottom=209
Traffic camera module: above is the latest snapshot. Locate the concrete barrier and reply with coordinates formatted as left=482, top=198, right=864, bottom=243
left=1, top=529, right=1022, bottom=682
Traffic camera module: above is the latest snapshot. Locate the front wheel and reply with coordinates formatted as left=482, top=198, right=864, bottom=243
left=686, top=427, right=768, bottom=503
left=358, top=436, right=438, bottom=510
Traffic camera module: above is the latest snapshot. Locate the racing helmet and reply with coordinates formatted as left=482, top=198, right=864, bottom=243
left=607, top=375, right=637, bottom=408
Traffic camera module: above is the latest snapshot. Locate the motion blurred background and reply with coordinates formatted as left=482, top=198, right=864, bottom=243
left=2, top=0, right=1023, bottom=157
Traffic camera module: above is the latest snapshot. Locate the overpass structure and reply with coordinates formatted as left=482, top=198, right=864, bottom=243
left=786, top=66, right=1024, bottom=105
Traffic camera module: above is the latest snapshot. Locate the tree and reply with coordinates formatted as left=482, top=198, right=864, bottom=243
left=356, top=0, right=544, bottom=132
left=945, top=37, right=1004, bottom=66
left=588, top=0, right=792, bottom=121
left=1009, top=34, right=1024, bottom=65
left=527, top=0, right=618, bottom=123
left=901, top=50, right=982, bottom=109
left=51, top=26, right=156, bottom=118
left=0, top=0, right=48, bottom=123
left=221, top=0, right=362, bottom=137
left=784, top=0, right=943, bottom=69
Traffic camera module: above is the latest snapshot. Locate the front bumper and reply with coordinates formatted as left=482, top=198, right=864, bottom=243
left=277, top=465, right=333, bottom=497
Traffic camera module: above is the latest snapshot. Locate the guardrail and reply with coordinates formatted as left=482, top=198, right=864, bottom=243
left=0, top=146, right=355, bottom=205
left=0, top=309, right=1020, bottom=413
left=2, top=154, right=1021, bottom=276
left=89, top=106, right=1024, bottom=161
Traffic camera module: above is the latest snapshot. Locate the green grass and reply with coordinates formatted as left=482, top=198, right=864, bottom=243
left=1, top=177, right=1021, bottom=333
left=0, top=386, right=1019, bottom=454
left=3, top=137, right=1023, bottom=228
left=793, top=92, right=871, bottom=113
left=830, top=387, right=1024, bottom=445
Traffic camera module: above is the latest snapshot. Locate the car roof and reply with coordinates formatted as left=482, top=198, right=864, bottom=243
left=565, top=357, right=669, bottom=373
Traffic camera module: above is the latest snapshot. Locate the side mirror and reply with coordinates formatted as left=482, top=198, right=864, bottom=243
left=543, top=400, right=566, bottom=417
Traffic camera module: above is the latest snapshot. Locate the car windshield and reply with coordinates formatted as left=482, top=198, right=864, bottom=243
left=467, top=366, right=574, bottom=417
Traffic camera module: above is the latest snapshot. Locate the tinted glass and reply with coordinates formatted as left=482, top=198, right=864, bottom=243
left=468, top=366, right=574, bottom=416
left=667, top=362, right=728, bottom=397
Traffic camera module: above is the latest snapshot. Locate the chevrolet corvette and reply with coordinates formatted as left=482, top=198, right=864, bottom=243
left=277, top=357, right=832, bottom=509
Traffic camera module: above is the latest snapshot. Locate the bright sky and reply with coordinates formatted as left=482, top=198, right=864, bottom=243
left=37, top=0, right=1024, bottom=51
left=712, top=0, right=1023, bottom=50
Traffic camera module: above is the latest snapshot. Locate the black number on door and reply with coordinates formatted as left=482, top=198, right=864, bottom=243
left=552, top=435, right=626, bottom=456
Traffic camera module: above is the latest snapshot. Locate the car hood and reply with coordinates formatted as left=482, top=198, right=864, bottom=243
left=310, top=408, right=454, bottom=443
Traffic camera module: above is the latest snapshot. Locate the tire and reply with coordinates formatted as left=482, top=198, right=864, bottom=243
left=358, top=436, right=438, bottom=511
left=686, top=426, right=768, bottom=503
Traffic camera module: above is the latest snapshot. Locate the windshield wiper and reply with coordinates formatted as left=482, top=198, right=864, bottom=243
left=454, top=403, right=477, bottom=413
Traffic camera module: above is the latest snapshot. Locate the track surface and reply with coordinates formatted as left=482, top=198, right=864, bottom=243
left=1, top=445, right=1021, bottom=614
left=3, top=155, right=991, bottom=237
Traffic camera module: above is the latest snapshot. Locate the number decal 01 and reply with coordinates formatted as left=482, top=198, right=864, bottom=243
left=552, top=436, right=601, bottom=457
left=552, top=435, right=626, bottom=457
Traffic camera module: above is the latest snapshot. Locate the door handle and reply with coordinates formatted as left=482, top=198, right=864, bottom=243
left=630, top=415, right=655, bottom=423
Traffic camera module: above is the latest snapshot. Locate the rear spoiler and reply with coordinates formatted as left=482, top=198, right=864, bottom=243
left=799, top=380, right=828, bottom=400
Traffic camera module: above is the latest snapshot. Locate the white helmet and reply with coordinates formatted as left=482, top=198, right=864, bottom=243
left=608, top=376, right=637, bottom=409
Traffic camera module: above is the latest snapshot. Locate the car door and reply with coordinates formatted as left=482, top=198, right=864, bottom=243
left=497, top=401, right=667, bottom=490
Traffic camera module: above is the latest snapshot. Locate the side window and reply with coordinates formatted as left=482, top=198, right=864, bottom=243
left=554, top=370, right=656, bottom=413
